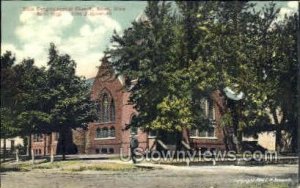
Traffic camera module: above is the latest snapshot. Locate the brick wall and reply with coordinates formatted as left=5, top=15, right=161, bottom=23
left=31, top=133, right=59, bottom=156
left=86, top=59, right=129, bottom=154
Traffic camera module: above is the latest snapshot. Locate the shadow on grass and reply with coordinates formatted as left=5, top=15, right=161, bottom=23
left=0, top=166, right=29, bottom=173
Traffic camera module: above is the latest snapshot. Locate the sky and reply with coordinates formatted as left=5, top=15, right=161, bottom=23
left=1, top=1, right=298, bottom=79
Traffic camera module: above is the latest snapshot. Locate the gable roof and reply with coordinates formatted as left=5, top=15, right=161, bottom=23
left=94, top=56, right=125, bottom=86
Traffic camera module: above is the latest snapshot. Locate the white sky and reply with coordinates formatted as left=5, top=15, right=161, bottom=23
left=1, top=1, right=298, bottom=78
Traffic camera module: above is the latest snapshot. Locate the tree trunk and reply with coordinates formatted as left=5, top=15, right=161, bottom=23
left=31, top=149, right=35, bottom=164
left=271, top=109, right=282, bottom=153
left=49, top=133, right=54, bottom=163
left=175, top=131, right=183, bottom=151
left=290, top=124, right=297, bottom=153
left=3, top=137, right=6, bottom=162
left=83, top=130, right=87, bottom=154
left=275, top=128, right=282, bottom=153
left=44, top=134, right=47, bottom=156
left=61, top=127, right=66, bottom=160
left=16, top=148, right=19, bottom=163
left=297, top=1, right=300, bottom=184
left=28, top=135, right=32, bottom=158
left=50, top=146, right=54, bottom=163
left=230, top=100, right=241, bottom=153
left=223, top=127, right=235, bottom=151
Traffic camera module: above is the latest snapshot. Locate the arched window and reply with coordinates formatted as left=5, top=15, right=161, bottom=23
left=200, top=98, right=215, bottom=120
left=190, top=98, right=216, bottom=138
left=103, top=127, right=108, bottom=137
left=110, top=127, right=115, bottom=137
left=98, top=91, right=116, bottom=123
left=96, top=127, right=115, bottom=138
left=107, top=128, right=111, bottom=137
left=96, top=128, right=101, bottom=138
left=110, top=99, right=115, bottom=122
left=102, top=93, right=109, bottom=122
left=96, top=101, right=101, bottom=122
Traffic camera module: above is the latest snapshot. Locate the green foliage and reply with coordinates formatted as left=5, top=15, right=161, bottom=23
left=107, top=1, right=298, bottom=152
left=13, top=58, right=51, bottom=134
left=1, top=107, right=19, bottom=138
left=149, top=96, right=192, bottom=131
left=108, top=2, right=183, bottom=131
left=46, top=43, right=97, bottom=131
left=1, top=52, right=19, bottom=138
left=0, top=44, right=97, bottom=154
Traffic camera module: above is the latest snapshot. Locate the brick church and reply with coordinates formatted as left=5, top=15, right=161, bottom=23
left=31, top=58, right=225, bottom=156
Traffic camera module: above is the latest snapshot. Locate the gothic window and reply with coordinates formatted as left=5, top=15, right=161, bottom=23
left=103, top=127, right=108, bottom=137
left=190, top=98, right=216, bottom=138
left=200, top=98, right=208, bottom=117
left=110, top=127, right=115, bottom=137
left=107, top=128, right=111, bottom=137
left=98, top=91, right=116, bottom=123
left=110, top=99, right=115, bottom=121
left=102, top=93, right=109, bottom=122
left=96, top=127, right=116, bottom=138
left=96, top=101, right=101, bottom=121
left=96, top=128, right=102, bottom=138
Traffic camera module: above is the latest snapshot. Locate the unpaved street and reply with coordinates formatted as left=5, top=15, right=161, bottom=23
left=1, top=164, right=298, bottom=188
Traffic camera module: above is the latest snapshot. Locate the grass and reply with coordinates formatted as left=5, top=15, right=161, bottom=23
left=0, top=166, right=29, bottom=172
left=66, top=163, right=137, bottom=172
left=0, top=160, right=141, bottom=172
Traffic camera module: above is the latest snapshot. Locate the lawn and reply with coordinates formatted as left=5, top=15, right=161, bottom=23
left=0, top=160, right=141, bottom=172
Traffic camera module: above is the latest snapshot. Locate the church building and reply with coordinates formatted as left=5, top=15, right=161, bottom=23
left=31, top=58, right=225, bottom=156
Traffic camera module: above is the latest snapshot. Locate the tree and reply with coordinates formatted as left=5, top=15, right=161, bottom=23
left=1, top=52, right=19, bottom=160
left=189, top=1, right=298, bottom=153
left=107, top=1, right=298, bottom=153
left=46, top=43, right=97, bottom=160
left=107, top=3, right=175, bottom=128
left=1, top=52, right=51, bottom=159
left=13, top=59, right=51, bottom=157
left=242, top=11, right=299, bottom=152
left=175, top=1, right=221, bottom=145
left=107, top=2, right=209, bottom=149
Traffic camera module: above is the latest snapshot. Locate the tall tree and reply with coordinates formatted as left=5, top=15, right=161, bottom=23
left=0, top=51, right=19, bottom=160
left=242, top=11, right=299, bottom=152
left=107, top=2, right=209, bottom=149
left=46, top=43, right=97, bottom=160
left=107, top=2, right=175, bottom=128
left=107, top=1, right=298, bottom=153
left=13, top=59, right=50, bottom=157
